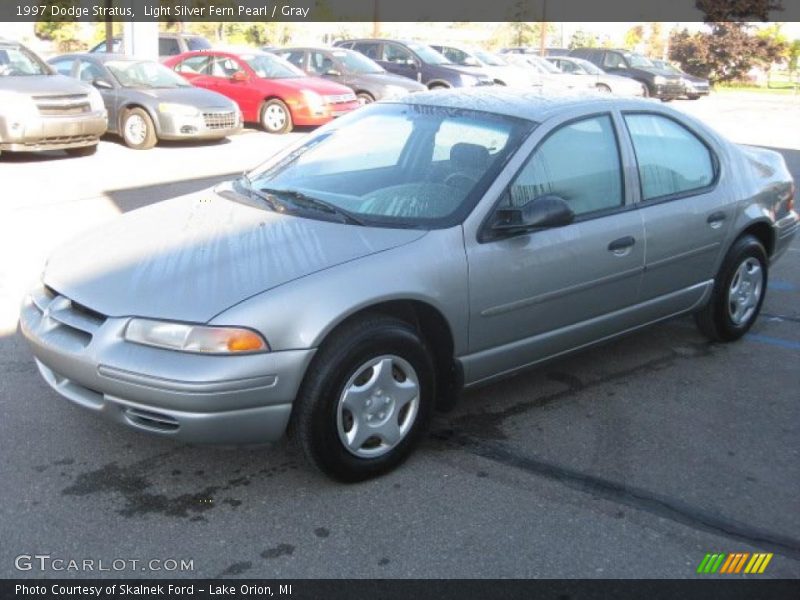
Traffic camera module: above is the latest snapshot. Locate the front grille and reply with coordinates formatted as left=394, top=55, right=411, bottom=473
left=323, top=93, right=356, bottom=105
left=30, top=286, right=107, bottom=349
left=33, top=94, right=91, bottom=116
left=475, top=79, right=495, bottom=86
left=124, top=407, right=179, bottom=432
left=202, top=111, right=237, bottom=130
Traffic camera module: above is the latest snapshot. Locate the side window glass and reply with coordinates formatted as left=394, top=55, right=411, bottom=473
left=159, top=38, right=180, bottom=56
left=504, top=115, right=623, bottom=217
left=78, top=60, right=104, bottom=82
left=384, top=44, right=413, bottom=65
left=210, top=57, right=240, bottom=78
left=353, top=42, right=379, bottom=60
left=175, top=55, right=210, bottom=74
left=603, top=52, right=624, bottom=69
left=281, top=50, right=306, bottom=70
left=624, top=114, right=715, bottom=201
left=309, top=51, right=335, bottom=75
left=51, top=59, right=74, bottom=76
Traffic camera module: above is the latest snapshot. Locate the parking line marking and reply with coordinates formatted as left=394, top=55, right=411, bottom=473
left=745, top=333, right=800, bottom=351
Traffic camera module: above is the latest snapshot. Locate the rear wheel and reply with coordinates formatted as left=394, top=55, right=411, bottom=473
left=122, top=108, right=157, bottom=150
left=65, top=144, right=97, bottom=157
left=291, top=314, right=435, bottom=482
left=260, top=99, right=293, bottom=134
left=695, top=235, right=768, bottom=342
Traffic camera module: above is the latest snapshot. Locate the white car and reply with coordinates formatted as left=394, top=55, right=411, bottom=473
left=430, top=44, right=535, bottom=88
left=547, top=56, right=646, bottom=97
left=501, top=53, right=595, bottom=92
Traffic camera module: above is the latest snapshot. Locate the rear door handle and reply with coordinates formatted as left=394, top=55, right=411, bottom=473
left=608, top=236, right=636, bottom=254
left=707, top=211, right=727, bottom=228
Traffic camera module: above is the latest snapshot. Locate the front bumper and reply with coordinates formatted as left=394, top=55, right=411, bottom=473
left=157, top=109, right=243, bottom=141
left=0, top=111, right=107, bottom=152
left=19, top=285, right=315, bottom=444
left=773, top=209, right=799, bottom=263
left=291, top=100, right=360, bottom=126
left=652, top=82, right=686, bottom=99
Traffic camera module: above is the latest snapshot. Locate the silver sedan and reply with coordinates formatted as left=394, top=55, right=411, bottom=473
left=48, top=53, right=242, bottom=150
left=21, top=89, right=798, bottom=481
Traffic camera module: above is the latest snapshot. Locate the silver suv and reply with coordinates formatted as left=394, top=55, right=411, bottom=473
left=0, top=39, right=107, bottom=157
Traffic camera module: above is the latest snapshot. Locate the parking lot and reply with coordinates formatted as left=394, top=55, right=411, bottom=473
left=1, top=92, right=798, bottom=579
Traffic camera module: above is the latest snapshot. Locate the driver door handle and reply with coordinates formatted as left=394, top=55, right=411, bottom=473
left=608, top=236, right=636, bottom=254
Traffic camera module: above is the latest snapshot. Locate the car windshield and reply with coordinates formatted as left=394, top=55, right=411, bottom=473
left=331, top=49, right=384, bottom=74
left=624, top=53, right=654, bottom=68
left=0, top=45, right=50, bottom=77
left=474, top=50, right=507, bottom=66
left=244, top=103, right=534, bottom=228
left=571, top=58, right=603, bottom=75
left=106, top=60, right=189, bottom=88
left=406, top=42, right=449, bottom=65
left=241, top=53, right=305, bottom=78
left=654, top=60, right=681, bottom=74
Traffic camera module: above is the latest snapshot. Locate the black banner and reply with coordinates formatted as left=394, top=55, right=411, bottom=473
left=2, top=580, right=800, bottom=600
left=2, top=0, right=799, bottom=22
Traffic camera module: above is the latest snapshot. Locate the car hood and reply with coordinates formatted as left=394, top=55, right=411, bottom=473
left=126, top=86, right=236, bottom=109
left=270, top=76, right=353, bottom=95
left=43, top=187, right=427, bottom=323
left=0, top=73, right=92, bottom=95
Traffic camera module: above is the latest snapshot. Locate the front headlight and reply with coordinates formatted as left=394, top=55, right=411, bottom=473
left=0, top=91, right=38, bottom=120
left=683, top=78, right=695, bottom=90
left=653, top=75, right=666, bottom=85
left=157, top=103, right=200, bottom=117
left=301, top=90, right=325, bottom=112
left=87, top=88, right=105, bottom=112
left=124, top=318, right=269, bottom=354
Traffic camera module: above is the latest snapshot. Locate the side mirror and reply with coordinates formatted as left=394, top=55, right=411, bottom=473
left=491, top=194, right=574, bottom=235
left=324, top=68, right=341, bottom=77
left=231, top=70, right=248, bottom=82
left=92, top=78, right=113, bottom=90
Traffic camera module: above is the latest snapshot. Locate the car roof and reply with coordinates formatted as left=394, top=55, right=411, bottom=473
left=50, top=53, right=142, bottom=63
left=395, top=87, right=652, bottom=123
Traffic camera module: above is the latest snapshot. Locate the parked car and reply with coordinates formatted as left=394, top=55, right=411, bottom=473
left=568, top=48, right=685, bottom=100
left=0, top=38, right=106, bottom=158
left=165, top=50, right=358, bottom=134
left=90, top=33, right=212, bottom=60
left=48, top=53, right=242, bottom=150
left=21, top=89, right=798, bottom=481
left=502, top=47, right=569, bottom=57
left=334, top=38, right=494, bottom=89
left=651, top=58, right=710, bottom=99
left=273, top=46, right=426, bottom=105
left=429, top=44, right=534, bottom=88
left=501, top=53, right=594, bottom=91
left=546, top=56, right=645, bottom=96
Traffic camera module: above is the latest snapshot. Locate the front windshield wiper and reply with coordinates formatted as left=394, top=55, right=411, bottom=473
left=258, top=187, right=366, bottom=226
left=235, top=175, right=286, bottom=212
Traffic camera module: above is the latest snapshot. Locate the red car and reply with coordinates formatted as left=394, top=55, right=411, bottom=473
left=165, top=50, right=359, bottom=134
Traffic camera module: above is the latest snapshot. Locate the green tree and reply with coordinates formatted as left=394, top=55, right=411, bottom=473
left=568, top=29, right=596, bottom=50
left=623, top=25, right=644, bottom=50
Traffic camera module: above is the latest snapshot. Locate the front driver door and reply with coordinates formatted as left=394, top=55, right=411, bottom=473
left=463, top=113, right=645, bottom=384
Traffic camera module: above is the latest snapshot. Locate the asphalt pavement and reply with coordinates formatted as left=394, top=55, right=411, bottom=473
left=1, top=92, right=798, bottom=579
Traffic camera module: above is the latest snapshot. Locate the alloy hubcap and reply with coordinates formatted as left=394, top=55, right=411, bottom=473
left=124, top=114, right=147, bottom=145
left=357, top=95, right=372, bottom=106
left=727, top=257, right=763, bottom=326
left=336, top=355, right=420, bottom=458
left=264, top=105, right=286, bottom=130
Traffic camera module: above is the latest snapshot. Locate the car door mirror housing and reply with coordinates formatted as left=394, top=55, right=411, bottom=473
left=92, top=78, right=113, bottom=89
left=491, top=194, right=575, bottom=236
left=324, top=68, right=341, bottom=77
left=231, top=70, right=248, bottom=82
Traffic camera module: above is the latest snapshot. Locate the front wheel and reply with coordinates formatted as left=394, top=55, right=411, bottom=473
left=694, top=235, right=768, bottom=342
left=291, top=315, right=435, bottom=482
left=356, top=92, right=374, bottom=106
left=122, top=108, right=157, bottom=150
left=596, top=83, right=612, bottom=94
left=260, top=99, right=293, bottom=134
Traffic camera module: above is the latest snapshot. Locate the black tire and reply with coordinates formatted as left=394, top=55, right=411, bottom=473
left=694, top=235, right=768, bottom=342
left=688, top=94, right=701, bottom=100
left=428, top=83, right=449, bottom=90
left=356, top=91, right=374, bottom=106
left=596, top=83, right=612, bottom=93
left=121, top=108, right=157, bottom=150
left=291, top=314, right=436, bottom=482
left=260, top=98, right=293, bottom=134
left=65, top=144, right=97, bottom=157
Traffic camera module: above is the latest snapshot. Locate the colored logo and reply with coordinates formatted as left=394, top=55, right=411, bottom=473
left=697, top=552, right=773, bottom=574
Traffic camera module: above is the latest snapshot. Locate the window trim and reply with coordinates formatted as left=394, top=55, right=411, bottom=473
left=621, top=110, right=720, bottom=206
left=478, top=111, right=629, bottom=244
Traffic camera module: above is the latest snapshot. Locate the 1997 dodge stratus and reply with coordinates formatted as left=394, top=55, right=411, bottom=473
left=21, top=90, right=798, bottom=481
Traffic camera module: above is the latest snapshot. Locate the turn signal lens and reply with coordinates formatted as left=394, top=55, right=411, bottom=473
left=124, top=318, right=268, bottom=354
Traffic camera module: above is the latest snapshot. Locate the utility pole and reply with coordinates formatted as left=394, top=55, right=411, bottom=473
left=105, top=0, right=113, bottom=52
left=372, top=0, right=380, bottom=38
left=539, top=0, right=547, bottom=56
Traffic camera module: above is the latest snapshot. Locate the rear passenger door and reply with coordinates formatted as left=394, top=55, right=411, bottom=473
left=623, top=112, right=731, bottom=309
left=463, top=113, right=645, bottom=383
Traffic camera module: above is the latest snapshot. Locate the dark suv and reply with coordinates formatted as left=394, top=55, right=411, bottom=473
left=333, top=39, right=493, bottom=89
left=568, top=48, right=684, bottom=100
